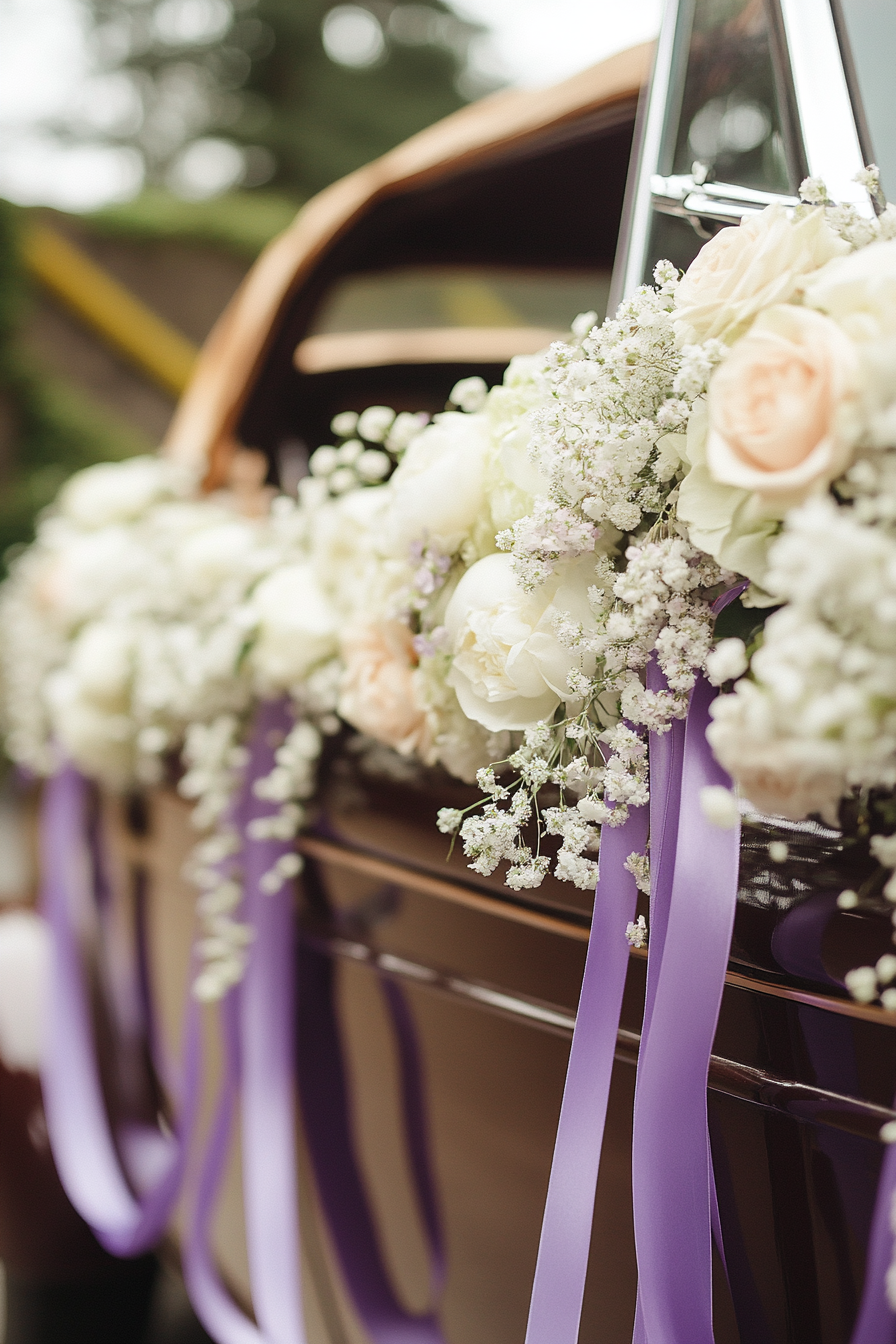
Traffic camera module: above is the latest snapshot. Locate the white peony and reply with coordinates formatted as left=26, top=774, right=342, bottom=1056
left=382, top=412, right=490, bottom=558
left=57, top=456, right=182, bottom=530
left=248, top=563, right=339, bottom=692
left=445, top=552, right=596, bottom=732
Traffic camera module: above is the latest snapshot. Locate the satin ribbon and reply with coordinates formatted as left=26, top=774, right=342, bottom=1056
left=630, top=673, right=740, bottom=1344
left=184, top=699, right=305, bottom=1344
left=39, top=764, right=201, bottom=1257
left=186, top=700, right=448, bottom=1344
left=631, top=667, right=687, bottom=1344
left=852, top=1146, right=896, bottom=1344
left=524, top=800, right=648, bottom=1344
left=297, top=942, right=448, bottom=1344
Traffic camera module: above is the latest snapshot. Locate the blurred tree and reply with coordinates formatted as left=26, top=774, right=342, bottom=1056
left=79, top=0, right=498, bottom=201
left=0, top=202, right=148, bottom=569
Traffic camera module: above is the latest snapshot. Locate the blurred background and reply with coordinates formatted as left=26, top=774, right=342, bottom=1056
left=0, top=0, right=660, bottom=567
left=0, top=2, right=658, bottom=1339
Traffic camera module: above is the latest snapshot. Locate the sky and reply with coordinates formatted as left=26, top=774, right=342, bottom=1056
left=0, top=0, right=661, bottom=211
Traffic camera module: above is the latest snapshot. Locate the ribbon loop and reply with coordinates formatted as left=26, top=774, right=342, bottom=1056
left=39, top=765, right=200, bottom=1258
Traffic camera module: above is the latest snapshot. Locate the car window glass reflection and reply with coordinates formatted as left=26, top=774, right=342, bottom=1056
left=669, top=0, right=796, bottom=194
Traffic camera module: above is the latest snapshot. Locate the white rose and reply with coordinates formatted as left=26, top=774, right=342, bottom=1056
left=310, top=485, right=391, bottom=617
left=674, top=204, right=849, bottom=345
left=805, top=237, right=896, bottom=341
left=382, top=412, right=489, bottom=557
left=445, top=552, right=596, bottom=732
left=46, top=671, right=135, bottom=788
left=248, top=563, right=339, bottom=691
left=68, top=621, right=135, bottom=708
left=176, top=519, right=261, bottom=601
left=58, top=457, right=177, bottom=529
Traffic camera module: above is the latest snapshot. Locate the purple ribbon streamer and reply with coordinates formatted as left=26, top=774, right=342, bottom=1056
left=378, top=974, right=447, bottom=1300
left=297, top=941, right=447, bottom=1344
left=524, top=800, right=648, bottom=1344
left=184, top=699, right=306, bottom=1344
left=630, top=674, right=740, bottom=1344
left=186, top=701, right=448, bottom=1344
left=852, top=1144, right=896, bottom=1344
left=39, top=764, right=201, bottom=1257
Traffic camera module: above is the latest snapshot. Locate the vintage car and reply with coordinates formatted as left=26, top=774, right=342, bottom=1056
left=6, top=1, right=896, bottom=1342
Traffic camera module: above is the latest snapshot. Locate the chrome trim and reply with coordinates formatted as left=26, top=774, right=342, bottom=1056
left=310, top=930, right=896, bottom=1144
left=301, top=833, right=896, bottom=1028
left=651, top=173, right=800, bottom=227
left=777, top=0, right=869, bottom=209
left=615, top=0, right=684, bottom=302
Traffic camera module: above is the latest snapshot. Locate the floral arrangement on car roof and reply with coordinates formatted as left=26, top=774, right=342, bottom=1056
left=5, top=168, right=896, bottom=1005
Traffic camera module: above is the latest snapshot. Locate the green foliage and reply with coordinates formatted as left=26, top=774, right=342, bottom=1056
left=0, top=201, right=149, bottom=571
left=85, top=187, right=303, bottom=259
left=82, top=0, right=489, bottom=201
left=239, top=0, right=474, bottom=196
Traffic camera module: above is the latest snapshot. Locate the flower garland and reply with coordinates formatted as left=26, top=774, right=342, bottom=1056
left=6, top=168, right=896, bottom=1007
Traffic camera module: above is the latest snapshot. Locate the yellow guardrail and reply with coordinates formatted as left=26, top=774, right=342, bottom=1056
left=21, top=222, right=199, bottom=397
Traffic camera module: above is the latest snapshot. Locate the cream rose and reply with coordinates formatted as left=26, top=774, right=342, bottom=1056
left=248, top=563, right=339, bottom=692
left=676, top=399, right=779, bottom=594
left=674, top=204, right=849, bottom=345
left=706, top=305, right=859, bottom=503
left=339, top=620, right=432, bottom=757
left=382, top=411, right=489, bottom=557
left=445, top=552, right=595, bottom=732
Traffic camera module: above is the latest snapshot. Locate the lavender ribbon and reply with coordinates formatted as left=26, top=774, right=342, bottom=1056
left=524, top=800, right=648, bottom=1344
left=297, top=943, right=448, bottom=1344
left=184, top=699, right=305, bottom=1344
left=39, top=764, right=201, bottom=1257
left=630, top=674, right=740, bottom=1344
left=186, top=701, right=448, bottom=1344
left=852, top=1147, right=896, bottom=1344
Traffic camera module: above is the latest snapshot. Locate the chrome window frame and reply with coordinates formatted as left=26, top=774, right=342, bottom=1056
left=612, top=0, right=872, bottom=305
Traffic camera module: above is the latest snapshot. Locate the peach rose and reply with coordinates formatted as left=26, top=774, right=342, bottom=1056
left=706, top=305, right=859, bottom=503
left=674, top=204, right=849, bottom=345
left=339, top=620, right=432, bottom=757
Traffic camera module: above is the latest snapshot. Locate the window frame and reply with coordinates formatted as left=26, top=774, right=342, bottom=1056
left=612, top=0, right=872, bottom=303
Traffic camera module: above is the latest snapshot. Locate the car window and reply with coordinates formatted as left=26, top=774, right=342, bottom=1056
left=622, top=0, right=805, bottom=289
left=667, top=0, right=798, bottom=195
left=833, top=0, right=896, bottom=200
left=310, top=266, right=613, bottom=335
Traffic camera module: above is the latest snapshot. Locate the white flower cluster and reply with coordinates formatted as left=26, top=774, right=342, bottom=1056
left=709, top=495, right=896, bottom=824
left=11, top=170, right=896, bottom=955
left=497, top=267, right=697, bottom=591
